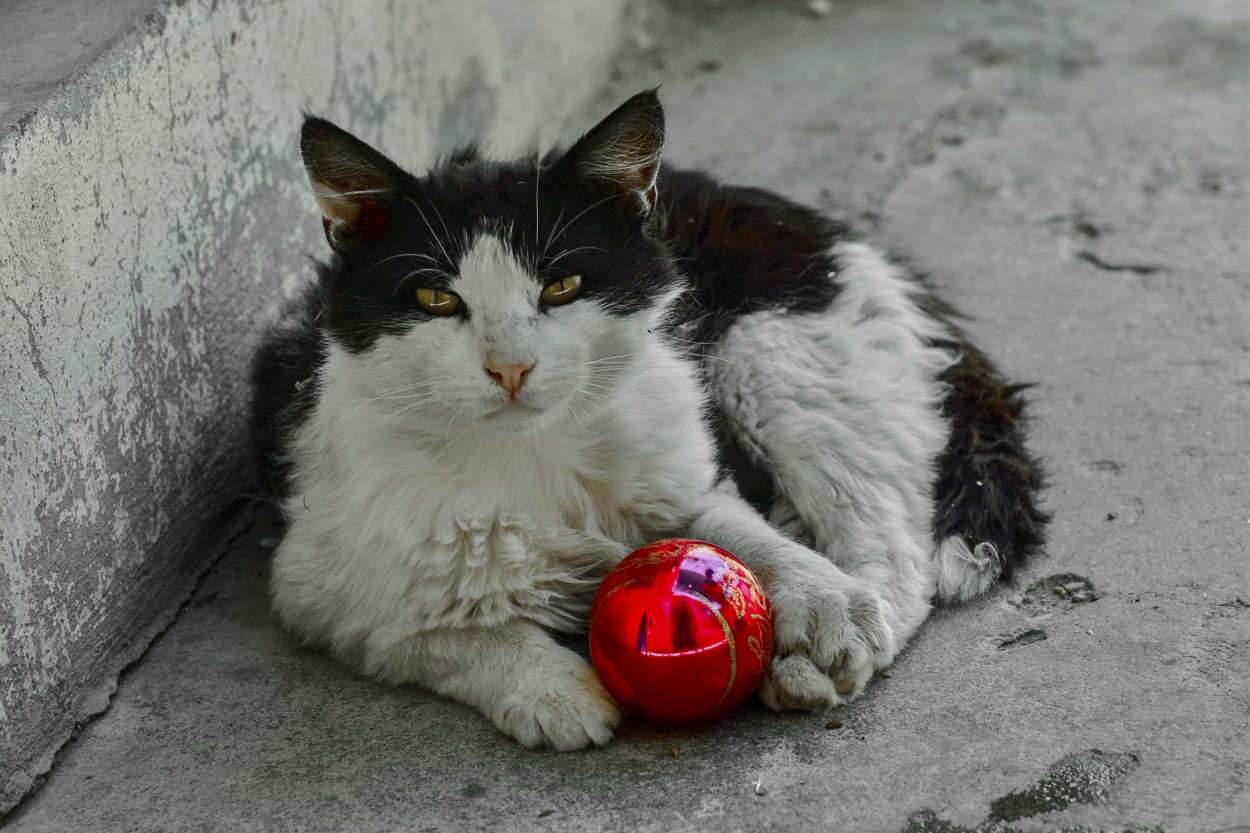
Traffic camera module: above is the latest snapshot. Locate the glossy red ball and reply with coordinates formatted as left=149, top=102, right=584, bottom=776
left=588, top=539, right=774, bottom=725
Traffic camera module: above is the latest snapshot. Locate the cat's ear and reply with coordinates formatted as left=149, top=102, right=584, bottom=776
left=301, top=116, right=403, bottom=252
left=563, top=89, right=665, bottom=218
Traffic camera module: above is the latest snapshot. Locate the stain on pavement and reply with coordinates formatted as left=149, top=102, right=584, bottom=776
left=1010, top=574, right=1098, bottom=616
left=903, top=748, right=1147, bottom=833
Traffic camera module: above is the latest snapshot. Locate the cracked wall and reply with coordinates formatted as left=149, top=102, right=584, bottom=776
left=0, top=0, right=627, bottom=810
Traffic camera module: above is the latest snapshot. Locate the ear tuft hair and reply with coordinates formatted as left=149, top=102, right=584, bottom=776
left=300, top=116, right=402, bottom=251
left=565, top=89, right=666, bottom=217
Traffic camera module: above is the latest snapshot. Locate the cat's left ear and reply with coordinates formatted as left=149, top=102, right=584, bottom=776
left=301, top=116, right=404, bottom=252
left=563, top=89, right=665, bottom=218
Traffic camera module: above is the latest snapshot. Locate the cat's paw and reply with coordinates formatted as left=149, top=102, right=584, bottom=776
left=764, top=558, right=898, bottom=708
left=492, top=659, right=622, bottom=751
left=826, top=582, right=897, bottom=700
left=759, top=654, right=837, bottom=710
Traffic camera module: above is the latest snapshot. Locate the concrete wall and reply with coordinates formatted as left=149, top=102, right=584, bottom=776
left=0, top=0, right=629, bottom=810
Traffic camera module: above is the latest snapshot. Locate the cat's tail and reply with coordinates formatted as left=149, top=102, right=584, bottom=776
left=927, top=324, right=1048, bottom=604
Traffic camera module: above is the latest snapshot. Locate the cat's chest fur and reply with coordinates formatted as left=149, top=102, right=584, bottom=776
left=273, top=341, right=715, bottom=640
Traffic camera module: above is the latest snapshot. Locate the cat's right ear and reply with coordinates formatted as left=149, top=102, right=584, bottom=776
left=301, top=116, right=402, bottom=252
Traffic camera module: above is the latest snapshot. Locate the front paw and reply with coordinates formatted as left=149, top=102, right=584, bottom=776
left=493, top=658, right=622, bottom=751
left=764, top=564, right=898, bottom=709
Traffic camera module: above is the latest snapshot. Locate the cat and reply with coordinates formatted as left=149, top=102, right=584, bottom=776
left=251, top=89, right=1047, bottom=750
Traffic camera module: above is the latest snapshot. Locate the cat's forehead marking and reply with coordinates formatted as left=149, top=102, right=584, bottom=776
left=455, top=231, right=536, bottom=306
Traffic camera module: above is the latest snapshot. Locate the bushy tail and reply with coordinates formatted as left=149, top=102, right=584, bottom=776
left=929, top=333, right=1048, bottom=604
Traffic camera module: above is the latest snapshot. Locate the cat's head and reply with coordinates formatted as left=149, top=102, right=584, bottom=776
left=301, top=90, right=682, bottom=435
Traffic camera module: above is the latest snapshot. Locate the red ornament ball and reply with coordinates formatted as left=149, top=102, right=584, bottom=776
left=588, top=539, right=774, bottom=725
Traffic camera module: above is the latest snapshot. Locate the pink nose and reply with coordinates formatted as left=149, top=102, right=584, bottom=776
left=485, top=361, right=533, bottom=397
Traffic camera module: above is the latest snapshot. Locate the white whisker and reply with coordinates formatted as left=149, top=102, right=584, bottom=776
left=542, top=194, right=617, bottom=259
left=357, top=252, right=444, bottom=280
left=545, top=245, right=608, bottom=269
left=534, top=155, right=542, bottom=261
left=552, top=194, right=617, bottom=241
left=369, top=375, right=456, bottom=397
left=405, top=197, right=456, bottom=266
left=540, top=207, right=566, bottom=261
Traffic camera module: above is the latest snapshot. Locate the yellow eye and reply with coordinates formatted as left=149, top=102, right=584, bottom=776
left=416, top=287, right=462, bottom=316
left=541, top=274, right=583, bottom=307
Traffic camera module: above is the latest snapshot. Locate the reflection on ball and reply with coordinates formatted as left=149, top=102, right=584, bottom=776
left=588, top=539, right=774, bottom=725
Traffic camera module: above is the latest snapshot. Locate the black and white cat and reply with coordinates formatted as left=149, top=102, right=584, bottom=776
left=252, top=90, right=1046, bottom=750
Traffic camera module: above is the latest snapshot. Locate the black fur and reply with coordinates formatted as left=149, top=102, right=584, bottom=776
left=250, top=282, right=326, bottom=502
left=292, top=94, right=849, bottom=359
left=925, top=308, right=1049, bottom=586
left=656, top=169, right=847, bottom=348
left=254, top=90, right=1047, bottom=595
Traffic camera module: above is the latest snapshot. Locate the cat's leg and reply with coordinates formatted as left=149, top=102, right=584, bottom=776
left=272, top=502, right=628, bottom=750
left=689, top=483, right=897, bottom=709
left=362, top=618, right=621, bottom=751
left=705, top=242, right=956, bottom=703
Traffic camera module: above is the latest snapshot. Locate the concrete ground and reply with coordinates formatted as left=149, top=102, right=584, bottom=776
left=5, top=0, right=1247, bottom=830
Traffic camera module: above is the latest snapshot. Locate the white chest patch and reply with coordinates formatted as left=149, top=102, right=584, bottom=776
left=268, top=222, right=722, bottom=663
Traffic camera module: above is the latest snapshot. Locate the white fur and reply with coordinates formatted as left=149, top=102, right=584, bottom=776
left=704, top=242, right=958, bottom=701
left=935, top=536, right=1002, bottom=603
left=272, top=232, right=716, bottom=748
left=272, top=234, right=973, bottom=748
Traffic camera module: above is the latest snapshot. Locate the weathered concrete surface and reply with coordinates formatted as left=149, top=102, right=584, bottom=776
left=4, top=0, right=1248, bottom=830
left=0, top=0, right=164, bottom=136
left=0, top=0, right=628, bottom=812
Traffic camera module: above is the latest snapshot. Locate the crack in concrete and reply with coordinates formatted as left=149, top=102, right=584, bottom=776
left=996, top=627, right=1048, bottom=650
left=1, top=286, right=60, bottom=411
left=161, top=33, right=176, bottom=152
left=1076, top=249, right=1164, bottom=275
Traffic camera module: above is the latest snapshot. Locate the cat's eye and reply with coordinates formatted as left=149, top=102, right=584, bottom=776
left=416, top=287, right=462, bottom=316
left=541, top=275, right=583, bottom=307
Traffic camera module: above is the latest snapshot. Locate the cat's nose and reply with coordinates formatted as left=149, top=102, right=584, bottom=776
left=485, top=361, right=533, bottom=397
